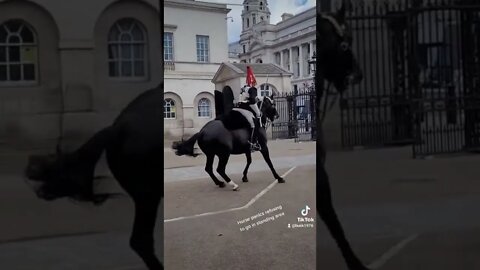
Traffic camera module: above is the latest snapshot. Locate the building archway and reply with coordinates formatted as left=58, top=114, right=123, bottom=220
left=94, top=0, right=161, bottom=111
left=0, top=0, right=61, bottom=147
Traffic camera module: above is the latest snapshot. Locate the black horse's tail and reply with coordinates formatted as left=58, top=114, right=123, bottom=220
left=172, top=133, right=200, bottom=157
left=25, top=126, right=119, bottom=205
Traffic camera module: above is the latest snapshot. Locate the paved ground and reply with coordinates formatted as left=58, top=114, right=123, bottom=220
left=2, top=140, right=480, bottom=269
left=319, top=147, right=480, bottom=270
left=164, top=166, right=316, bottom=270
left=163, top=139, right=316, bottom=270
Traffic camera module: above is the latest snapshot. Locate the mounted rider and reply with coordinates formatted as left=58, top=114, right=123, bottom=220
left=235, top=66, right=262, bottom=151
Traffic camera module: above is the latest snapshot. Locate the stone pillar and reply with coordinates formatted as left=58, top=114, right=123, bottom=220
left=280, top=50, right=284, bottom=68
left=299, top=44, right=304, bottom=78
left=289, top=47, right=293, bottom=73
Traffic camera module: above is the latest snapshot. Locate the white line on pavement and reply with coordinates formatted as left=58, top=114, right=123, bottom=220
left=368, top=234, right=419, bottom=269
left=164, top=166, right=297, bottom=223
left=244, top=166, right=297, bottom=208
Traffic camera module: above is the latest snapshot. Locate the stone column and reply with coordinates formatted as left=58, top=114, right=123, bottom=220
left=299, top=44, right=304, bottom=78
left=280, top=50, right=284, bottom=68
left=289, top=47, right=293, bottom=73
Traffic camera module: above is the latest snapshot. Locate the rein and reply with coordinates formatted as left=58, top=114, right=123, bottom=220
left=262, top=115, right=272, bottom=131
left=258, top=98, right=264, bottom=116
left=319, top=82, right=339, bottom=123
left=259, top=96, right=275, bottom=130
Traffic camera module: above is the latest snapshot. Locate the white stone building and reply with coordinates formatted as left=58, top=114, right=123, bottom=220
left=164, top=0, right=231, bottom=140
left=212, top=62, right=292, bottom=101
left=238, top=0, right=316, bottom=93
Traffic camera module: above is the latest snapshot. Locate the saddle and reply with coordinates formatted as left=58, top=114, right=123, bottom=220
left=214, top=90, right=257, bottom=131
left=216, top=108, right=254, bottom=131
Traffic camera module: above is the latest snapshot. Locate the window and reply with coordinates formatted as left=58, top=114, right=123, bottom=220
left=198, top=98, right=211, bottom=117
left=108, top=18, right=147, bottom=78
left=243, top=45, right=246, bottom=53
left=164, top=32, right=174, bottom=61
left=260, top=2, right=263, bottom=10
left=418, top=43, right=452, bottom=87
left=253, top=14, right=256, bottom=25
left=164, top=98, right=176, bottom=119
left=196, top=35, right=209, bottom=62
left=260, top=84, right=272, bottom=97
left=247, top=19, right=250, bottom=28
left=0, top=20, right=37, bottom=83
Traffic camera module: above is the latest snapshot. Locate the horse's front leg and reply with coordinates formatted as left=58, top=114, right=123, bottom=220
left=242, top=151, right=252, bottom=182
left=259, top=145, right=284, bottom=183
left=317, top=164, right=369, bottom=270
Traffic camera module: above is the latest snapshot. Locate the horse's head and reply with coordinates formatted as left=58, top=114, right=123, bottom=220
left=258, top=95, right=278, bottom=122
left=317, top=1, right=363, bottom=93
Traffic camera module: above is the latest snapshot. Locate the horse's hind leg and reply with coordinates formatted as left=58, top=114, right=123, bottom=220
left=205, top=153, right=225, bottom=188
left=242, top=151, right=252, bottom=182
left=216, top=153, right=239, bottom=191
left=130, top=195, right=163, bottom=270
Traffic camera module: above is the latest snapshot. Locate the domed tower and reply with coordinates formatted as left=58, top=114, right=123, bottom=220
left=241, top=0, right=271, bottom=30
left=239, top=0, right=271, bottom=62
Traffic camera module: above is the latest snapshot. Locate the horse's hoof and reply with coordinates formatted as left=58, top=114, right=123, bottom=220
left=233, top=185, right=239, bottom=191
left=242, top=176, right=249, bottom=182
left=277, top=178, right=285, bottom=183
left=218, top=182, right=226, bottom=188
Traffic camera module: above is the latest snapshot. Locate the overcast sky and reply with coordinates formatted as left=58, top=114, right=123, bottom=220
left=197, top=0, right=316, bottom=43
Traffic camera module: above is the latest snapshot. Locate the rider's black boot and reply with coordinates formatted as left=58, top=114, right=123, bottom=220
left=250, top=119, right=261, bottom=152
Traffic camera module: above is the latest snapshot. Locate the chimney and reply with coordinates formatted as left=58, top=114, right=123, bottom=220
left=281, top=13, right=293, bottom=21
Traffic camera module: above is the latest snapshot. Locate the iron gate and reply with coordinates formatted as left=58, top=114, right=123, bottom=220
left=272, top=88, right=317, bottom=141
left=341, top=0, right=480, bottom=157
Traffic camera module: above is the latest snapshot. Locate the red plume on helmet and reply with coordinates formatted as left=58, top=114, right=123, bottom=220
left=246, top=66, right=257, bottom=87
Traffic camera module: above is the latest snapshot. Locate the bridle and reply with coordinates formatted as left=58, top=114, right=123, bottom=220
left=318, top=14, right=350, bottom=123
left=258, top=96, right=275, bottom=130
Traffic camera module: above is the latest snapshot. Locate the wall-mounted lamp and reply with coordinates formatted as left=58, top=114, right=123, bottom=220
left=225, top=17, right=234, bottom=22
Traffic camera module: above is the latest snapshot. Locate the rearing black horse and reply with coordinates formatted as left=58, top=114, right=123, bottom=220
left=317, top=2, right=368, bottom=270
left=172, top=94, right=283, bottom=190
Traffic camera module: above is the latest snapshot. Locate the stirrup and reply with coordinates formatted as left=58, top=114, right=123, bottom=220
left=250, top=142, right=261, bottom=152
